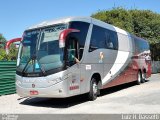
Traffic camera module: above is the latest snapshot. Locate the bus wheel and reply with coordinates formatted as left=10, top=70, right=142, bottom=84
left=141, top=72, right=146, bottom=83
left=88, top=78, right=98, bottom=101
left=137, top=71, right=142, bottom=85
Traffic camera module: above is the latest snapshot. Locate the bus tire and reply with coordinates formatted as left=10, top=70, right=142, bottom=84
left=97, top=81, right=101, bottom=96
left=137, top=71, right=142, bottom=85
left=141, top=72, right=146, bottom=83
left=88, top=78, right=98, bottom=101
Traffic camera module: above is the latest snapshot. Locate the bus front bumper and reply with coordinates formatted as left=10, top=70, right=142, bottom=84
left=16, top=81, right=68, bottom=98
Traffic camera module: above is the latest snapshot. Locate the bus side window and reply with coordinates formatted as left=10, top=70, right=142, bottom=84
left=107, top=42, right=113, bottom=49
left=69, top=21, right=90, bottom=61
left=68, top=49, right=76, bottom=62
left=106, top=30, right=118, bottom=50
left=89, top=25, right=118, bottom=52
left=66, top=38, right=79, bottom=66
left=89, top=25, right=105, bottom=52
left=105, top=31, right=113, bottom=49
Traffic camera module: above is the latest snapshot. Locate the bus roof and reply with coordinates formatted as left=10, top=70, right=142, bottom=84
left=27, top=17, right=92, bottom=30
left=27, top=16, right=129, bottom=35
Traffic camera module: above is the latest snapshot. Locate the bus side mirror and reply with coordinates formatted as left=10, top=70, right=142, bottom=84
left=59, top=29, right=80, bottom=48
left=6, top=38, right=22, bottom=54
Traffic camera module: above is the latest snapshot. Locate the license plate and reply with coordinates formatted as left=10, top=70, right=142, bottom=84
left=30, top=90, right=39, bottom=95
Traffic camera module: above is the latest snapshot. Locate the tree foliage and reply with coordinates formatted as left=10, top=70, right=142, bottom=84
left=0, top=34, right=17, bottom=61
left=91, top=8, right=160, bottom=60
left=0, top=34, right=6, bottom=48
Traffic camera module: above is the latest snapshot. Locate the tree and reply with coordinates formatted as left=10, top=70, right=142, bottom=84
left=0, top=34, right=6, bottom=48
left=0, top=34, right=18, bottom=61
left=92, top=8, right=134, bottom=33
left=91, top=8, right=160, bottom=61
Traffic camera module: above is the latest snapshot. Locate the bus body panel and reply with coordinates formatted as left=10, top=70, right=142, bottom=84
left=16, top=66, right=81, bottom=98
left=16, top=71, right=70, bottom=98
left=101, top=33, right=134, bottom=87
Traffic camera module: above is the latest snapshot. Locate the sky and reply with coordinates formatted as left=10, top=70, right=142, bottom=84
left=0, top=0, right=160, bottom=40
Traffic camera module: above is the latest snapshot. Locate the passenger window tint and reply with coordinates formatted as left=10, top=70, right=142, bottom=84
left=108, top=30, right=118, bottom=50
left=89, top=25, right=118, bottom=52
left=89, top=26, right=105, bottom=51
left=134, top=36, right=149, bottom=53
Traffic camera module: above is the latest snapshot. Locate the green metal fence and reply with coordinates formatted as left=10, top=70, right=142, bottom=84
left=0, top=61, right=16, bottom=96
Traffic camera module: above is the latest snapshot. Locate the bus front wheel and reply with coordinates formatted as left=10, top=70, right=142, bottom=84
left=88, top=78, right=98, bottom=101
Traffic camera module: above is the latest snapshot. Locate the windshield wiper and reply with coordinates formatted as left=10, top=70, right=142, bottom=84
left=36, top=59, right=46, bottom=76
left=21, top=55, right=46, bottom=76
left=21, top=56, right=33, bottom=75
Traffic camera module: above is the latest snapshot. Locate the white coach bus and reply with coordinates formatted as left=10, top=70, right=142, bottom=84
left=16, top=17, right=152, bottom=100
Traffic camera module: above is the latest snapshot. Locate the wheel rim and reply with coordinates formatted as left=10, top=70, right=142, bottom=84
left=142, top=73, right=146, bottom=80
left=138, top=72, right=141, bottom=83
left=93, top=82, right=98, bottom=95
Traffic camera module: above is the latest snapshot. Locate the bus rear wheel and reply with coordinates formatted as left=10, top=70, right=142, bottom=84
left=137, top=71, right=142, bottom=85
left=88, top=78, right=98, bottom=101
left=141, top=72, right=146, bottom=83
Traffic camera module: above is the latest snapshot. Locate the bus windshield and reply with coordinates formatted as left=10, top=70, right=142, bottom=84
left=17, top=24, right=67, bottom=75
